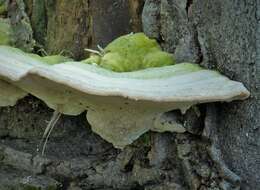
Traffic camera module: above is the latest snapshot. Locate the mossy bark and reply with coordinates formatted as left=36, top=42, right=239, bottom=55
left=0, top=0, right=259, bottom=190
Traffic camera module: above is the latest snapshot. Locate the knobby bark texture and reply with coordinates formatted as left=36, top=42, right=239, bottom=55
left=0, top=0, right=259, bottom=190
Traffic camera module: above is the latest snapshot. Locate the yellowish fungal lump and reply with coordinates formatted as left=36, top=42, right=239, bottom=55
left=83, top=33, right=175, bottom=72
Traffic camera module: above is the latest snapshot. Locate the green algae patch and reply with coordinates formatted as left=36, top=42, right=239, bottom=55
left=83, top=33, right=176, bottom=72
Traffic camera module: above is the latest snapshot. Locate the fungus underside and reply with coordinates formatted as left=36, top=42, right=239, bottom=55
left=0, top=33, right=250, bottom=150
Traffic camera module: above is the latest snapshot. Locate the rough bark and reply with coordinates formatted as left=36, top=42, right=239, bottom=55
left=142, top=0, right=259, bottom=189
left=0, top=0, right=259, bottom=190
left=24, top=0, right=144, bottom=60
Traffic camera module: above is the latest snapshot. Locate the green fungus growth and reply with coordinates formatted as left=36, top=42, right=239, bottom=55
left=83, top=33, right=176, bottom=72
left=81, top=54, right=101, bottom=65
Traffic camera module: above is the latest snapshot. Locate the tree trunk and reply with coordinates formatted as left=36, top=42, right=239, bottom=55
left=0, top=0, right=259, bottom=190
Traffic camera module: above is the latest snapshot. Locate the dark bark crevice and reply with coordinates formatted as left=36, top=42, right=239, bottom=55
left=185, top=0, right=193, bottom=15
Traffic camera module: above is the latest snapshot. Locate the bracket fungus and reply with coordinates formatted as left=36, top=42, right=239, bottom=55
left=0, top=33, right=250, bottom=149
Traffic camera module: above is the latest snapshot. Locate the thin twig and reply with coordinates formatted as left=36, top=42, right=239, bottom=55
left=40, top=110, right=61, bottom=156
left=97, top=45, right=105, bottom=55
left=37, top=48, right=48, bottom=56
left=84, top=48, right=103, bottom=56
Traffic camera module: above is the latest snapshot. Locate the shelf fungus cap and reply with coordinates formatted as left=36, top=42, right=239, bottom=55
left=0, top=46, right=46, bottom=106
left=0, top=46, right=250, bottom=148
left=0, top=46, right=72, bottom=107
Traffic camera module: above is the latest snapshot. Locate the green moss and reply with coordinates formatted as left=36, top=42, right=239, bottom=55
left=83, top=33, right=176, bottom=72
left=0, top=19, right=13, bottom=46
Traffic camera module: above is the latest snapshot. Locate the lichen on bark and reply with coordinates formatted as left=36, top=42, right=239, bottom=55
left=7, top=0, right=35, bottom=52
